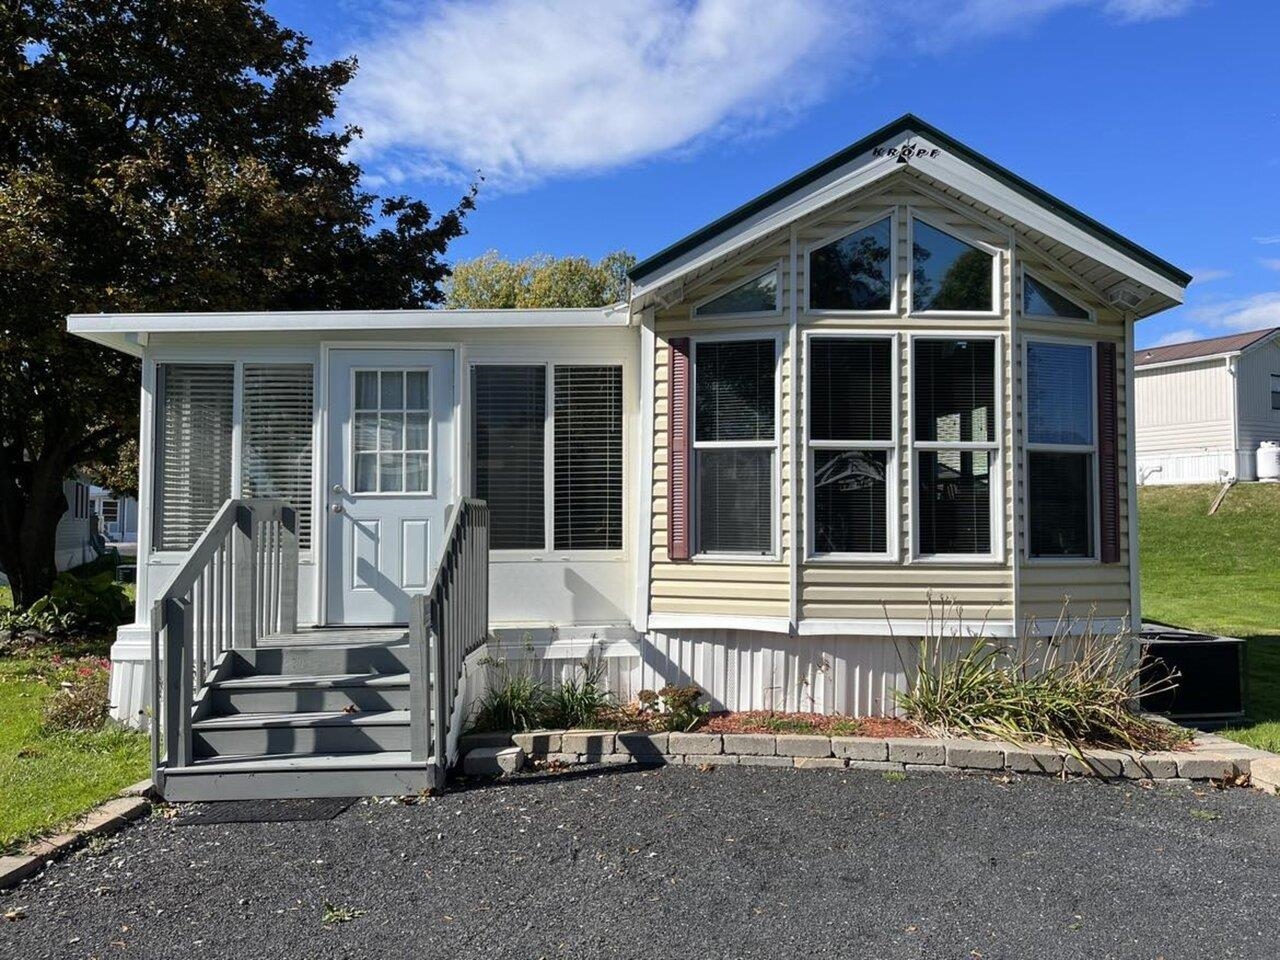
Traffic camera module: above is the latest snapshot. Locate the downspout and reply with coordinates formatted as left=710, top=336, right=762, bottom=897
left=1227, top=354, right=1240, bottom=480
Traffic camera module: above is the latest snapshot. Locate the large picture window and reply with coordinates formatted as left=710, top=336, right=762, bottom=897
left=808, top=336, right=895, bottom=556
left=912, top=338, right=998, bottom=557
left=694, top=338, right=777, bottom=555
left=1026, top=341, right=1095, bottom=558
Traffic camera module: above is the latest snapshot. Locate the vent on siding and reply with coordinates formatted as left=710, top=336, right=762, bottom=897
left=241, top=364, right=315, bottom=548
left=554, top=365, right=623, bottom=551
left=155, top=364, right=234, bottom=551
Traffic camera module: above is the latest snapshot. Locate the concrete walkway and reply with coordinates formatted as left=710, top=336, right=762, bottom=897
left=4, top=764, right=1279, bottom=959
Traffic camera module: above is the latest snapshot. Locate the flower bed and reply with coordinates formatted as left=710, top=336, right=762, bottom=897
left=700, top=711, right=920, bottom=739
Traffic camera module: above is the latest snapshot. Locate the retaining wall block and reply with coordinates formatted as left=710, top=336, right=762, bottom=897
left=832, top=737, right=889, bottom=762
left=562, top=730, right=616, bottom=757
left=793, top=757, right=847, bottom=770
left=512, top=730, right=562, bottom=755
left=775, top=735, right=832, bottom=758
left=616, top=731, right=669, bottom=758
left=1004, top=747, right=1065, bottom=776
left=722, top=733, right=776, bottom=756
left=886, top=738, right=946, bottom=765
left=668, top=732, right=723, bottom=755
left=945, top=740, right=1005, bottom=771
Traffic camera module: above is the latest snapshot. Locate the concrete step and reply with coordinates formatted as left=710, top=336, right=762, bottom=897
left=231, top=643, right=414, bottom=678
left=192, top=709, right=411, bottom=758
left=159, top=751, right=439, bottom=801
left=209, top=673, right=411, bottom=714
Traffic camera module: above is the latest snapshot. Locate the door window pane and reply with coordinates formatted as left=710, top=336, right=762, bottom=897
left=917, top=450, right=992, bottom=555
left=813, top=450, right=887, bottom=554
left=912, top=219, right=994, bottom=312
left=696, top=448, right=772, bottom=555
left=809, top=217, right=893, bottom=311
left=352, top=369, right=430, bottom=493
left=472, top=365, right=546, bottom=549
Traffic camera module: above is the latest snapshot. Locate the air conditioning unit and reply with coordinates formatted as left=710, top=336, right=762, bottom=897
left=1139, top=626, right=1246, bottom=723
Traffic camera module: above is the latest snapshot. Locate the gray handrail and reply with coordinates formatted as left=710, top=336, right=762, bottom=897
left=150, top=499, right=298, bottom=781
left=409, top=498, right=490, bottom=777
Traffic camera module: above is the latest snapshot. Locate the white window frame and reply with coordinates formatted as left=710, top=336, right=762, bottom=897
left=690, top=330, right=784, bottom=563
left=347, top=366, right=434, bottom=497
left=803, top=208, right=899, bottom=318
left=691, top=262, right=785, bottom=321
left=907, top=332, right=1005, bottom=564
left=1021, top=267, right=1095, bottom=323
left=906, top=209, right=1003, bottom=319
left=1270, top=372, right=1280, bottom=411
left=802, top=330, right=900, bottom=563
left=1022, top=336, right=1100, bottom=564
left=468, top=357, right=629, bottom=562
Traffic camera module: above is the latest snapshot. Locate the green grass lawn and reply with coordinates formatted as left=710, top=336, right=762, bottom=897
left=1139, top=483, right=1280, bottom=752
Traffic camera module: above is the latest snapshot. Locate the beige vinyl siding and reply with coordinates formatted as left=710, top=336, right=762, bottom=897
left=1134, top=358, right=1234, bottom=455
left=650, top=233, right=792, bottom=619
left=1015, top=249, right=1134, bottom=623
left=796, top=184, right=1015, bottom=625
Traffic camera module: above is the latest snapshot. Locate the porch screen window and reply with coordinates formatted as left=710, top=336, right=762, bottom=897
left=155, top=364, right=234, bottom=551
left=809, top=217, right=893, bottom=311
left=912, top=339, right=996, bottom=556
left=554, top=366, right=623, bottom=551
left=694, top=270, right=778, bottom=317
left=472, top=365, right=546, bottom=550
left=911, top=219, right=994, bottom=313
left=1027, top=341, right=1094, bottom=558
left=243, top=364, right=315, bottom=547
left=694, top=339, right=776, bottom=555
left=808, top=337, right=893, bottom=555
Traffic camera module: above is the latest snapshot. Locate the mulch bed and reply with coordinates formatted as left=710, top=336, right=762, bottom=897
left=699, top=711, right=923, bottom=738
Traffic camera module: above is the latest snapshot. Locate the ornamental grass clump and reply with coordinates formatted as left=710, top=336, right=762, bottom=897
left=895, top=598, right=1184, bottom=752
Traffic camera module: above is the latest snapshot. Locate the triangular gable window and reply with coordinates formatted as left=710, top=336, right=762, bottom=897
left=1024, top=272, right=1090, bottom=320
left=694, top=270, right=778, bottom=317
left=809, top=216, right=893, bottom=311
left=912, top=219, right=995, bottom=313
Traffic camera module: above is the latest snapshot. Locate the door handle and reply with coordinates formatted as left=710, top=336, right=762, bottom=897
left=330, top=503, right=343, bottom=514
left=331, top=484, right=343, bottom=495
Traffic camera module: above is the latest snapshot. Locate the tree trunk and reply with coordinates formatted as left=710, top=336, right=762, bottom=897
left=0, top=453, right=70, bottom=608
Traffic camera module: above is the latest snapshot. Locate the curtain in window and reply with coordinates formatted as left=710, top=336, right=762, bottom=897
left=554, top=366, right=623, bottom=551
left=472, top=365, right=546, bottom=550
left=155, top=364, right=234, bottom=550
left=242, top=364, right=315, bottom=548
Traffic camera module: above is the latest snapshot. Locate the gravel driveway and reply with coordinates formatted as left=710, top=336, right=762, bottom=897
left=4, top=764, right=1280, bottom=960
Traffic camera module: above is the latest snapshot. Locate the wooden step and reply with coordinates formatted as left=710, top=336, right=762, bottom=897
left=192, top=709, right=411, bottom=758
left=159, top=751, right=439, bottom=801
left=209, top=673, right=411, bottom=714
left=232, top=643, right=413, bottom=678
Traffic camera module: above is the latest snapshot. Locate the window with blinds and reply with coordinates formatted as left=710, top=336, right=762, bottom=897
left=912, top=339, right=997, bottom=556
left=472, top=365, right=546, bottom=550
left=809, top=337, right=894, bottom=555
left=693, top=338, right=776, bottom=555
left=155, top=364, right=234, bottom=551
left=242, top=364, right=315, bottom=548
left=554, top=366, right=623, bottom=551
left=1026, top=341, right=1095, bottom=558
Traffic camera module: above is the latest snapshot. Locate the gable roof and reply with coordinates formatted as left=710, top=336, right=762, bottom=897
left=629, top=113, right=1191, bottom=298
left=1136, top=328, right=1280, bottom=368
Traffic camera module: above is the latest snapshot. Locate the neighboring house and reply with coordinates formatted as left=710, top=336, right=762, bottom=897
left=1134, top=328, right=1280, bottom=484
left=69, top=115, right=1190, bottom=798
left=54, top=476, right=97, bottom=571
left=89, top=486, right=139, bottom=547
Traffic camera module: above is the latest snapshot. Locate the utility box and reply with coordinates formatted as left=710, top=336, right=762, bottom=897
left=1139, top=626, right=1246, bottom=723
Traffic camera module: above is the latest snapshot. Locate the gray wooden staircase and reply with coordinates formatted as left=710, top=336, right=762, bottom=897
left=150, top=499, right=489, bottom=802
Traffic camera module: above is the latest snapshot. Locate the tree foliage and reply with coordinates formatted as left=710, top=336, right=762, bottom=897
left=0, top=0, right=474, bottom=605
left=446, top=250, right=635, bottom=308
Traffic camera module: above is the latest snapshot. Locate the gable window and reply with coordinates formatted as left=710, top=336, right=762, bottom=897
left=912, top=338, right=998, bottom=557
left=1024, top=271, right=1090, bottom=320
left=1026, top=341, right=1095, bottom=558
left=807, top=336, right=895, bottom=556
left=694, top=270, right=778, bottom=317
left=808, top=217, right=893, bottom=311
left=472, top=362, right=625, bottom=553
left=911, top=218, right=995, bottom=313
left=694, top=338, right=777, bottom=555
left=1271, top=373, right=1280, bottom=411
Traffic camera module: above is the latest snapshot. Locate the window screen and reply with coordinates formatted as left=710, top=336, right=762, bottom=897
left=472, top=365, right=546, bottom=550
left=554, top=366, right=623, bottom=551
left=155, top=364, right=234, bottom=550
left=917, top=450, right=992, bottom=555
left=242, top=364, right=315, bottom=547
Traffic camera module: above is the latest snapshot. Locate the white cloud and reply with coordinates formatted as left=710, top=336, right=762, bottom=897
left=1188, top=292, right=1280, bottom=331
left=1151, top=328, right=1203, bottom=347
left=343, top=0, right=1200, bottom=188
left=1190, top=268, right=1231, bottom=283
left=1260, top=258, right=1280, bottom=271
left=1254, top=235, right=1280, bottom=244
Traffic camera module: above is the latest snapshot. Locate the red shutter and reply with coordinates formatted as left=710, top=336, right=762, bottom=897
left=668, top=337, right=692, bottom=561
left=1097, top=340, right=1121, bottom=563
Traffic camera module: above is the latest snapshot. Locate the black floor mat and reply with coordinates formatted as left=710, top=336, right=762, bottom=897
left=175, top=797, right=356, bottom=825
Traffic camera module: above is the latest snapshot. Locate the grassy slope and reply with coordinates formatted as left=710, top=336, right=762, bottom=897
left=1139, top=484, right=1280, bottom=752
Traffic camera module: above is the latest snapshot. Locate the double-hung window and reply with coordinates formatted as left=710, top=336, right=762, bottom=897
left=1026, top=341, right=1095, bottom=559
left=1271, top=373, right=1280, bottom=411
left=693, top=338, right=777, bottom=556
left=912, top=338, right=999, bottom=558
left=807, top=335, right=895, bottom=557
left=471, top=363, right=624, bottom=553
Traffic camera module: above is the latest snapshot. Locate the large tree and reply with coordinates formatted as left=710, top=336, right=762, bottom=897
left=446, top=250, right=635, bottom=308
left=0, top=0, right=474, bottom=606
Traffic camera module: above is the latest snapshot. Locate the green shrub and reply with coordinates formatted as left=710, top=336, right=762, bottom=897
left=45, top=572, right=132, bottom=634
left=543, top=655, right=612, bottom=729
left=895, top=599, right=1184, bottom=751
left=42, top=658, right=112, bottom=732
left=471, top=658, right=548, bottom=732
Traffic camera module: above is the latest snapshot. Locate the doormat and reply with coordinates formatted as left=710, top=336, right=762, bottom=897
left=175, top=797, right=356, bottom=825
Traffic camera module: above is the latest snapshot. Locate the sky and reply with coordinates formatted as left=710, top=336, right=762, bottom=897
left=264, top=0, right=1280, bottom=348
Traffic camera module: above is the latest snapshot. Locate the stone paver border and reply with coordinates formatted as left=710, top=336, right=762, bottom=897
left=0, top=780, right=155, bottom=891
left=462, top=729, right=1280, bottom=796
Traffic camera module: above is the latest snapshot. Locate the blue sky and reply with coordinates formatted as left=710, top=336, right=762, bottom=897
left=266, top=0, right=1279, bottom=347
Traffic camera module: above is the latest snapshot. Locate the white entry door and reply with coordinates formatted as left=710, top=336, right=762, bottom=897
left=325, top=349, right=455, bottom=624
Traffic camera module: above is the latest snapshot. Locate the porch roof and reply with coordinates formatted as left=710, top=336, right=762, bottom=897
left=67, top=305, right=632, bottom=356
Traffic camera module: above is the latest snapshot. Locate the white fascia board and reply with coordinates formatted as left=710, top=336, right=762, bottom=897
left=1135, top=351, right=1242, bottom=373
